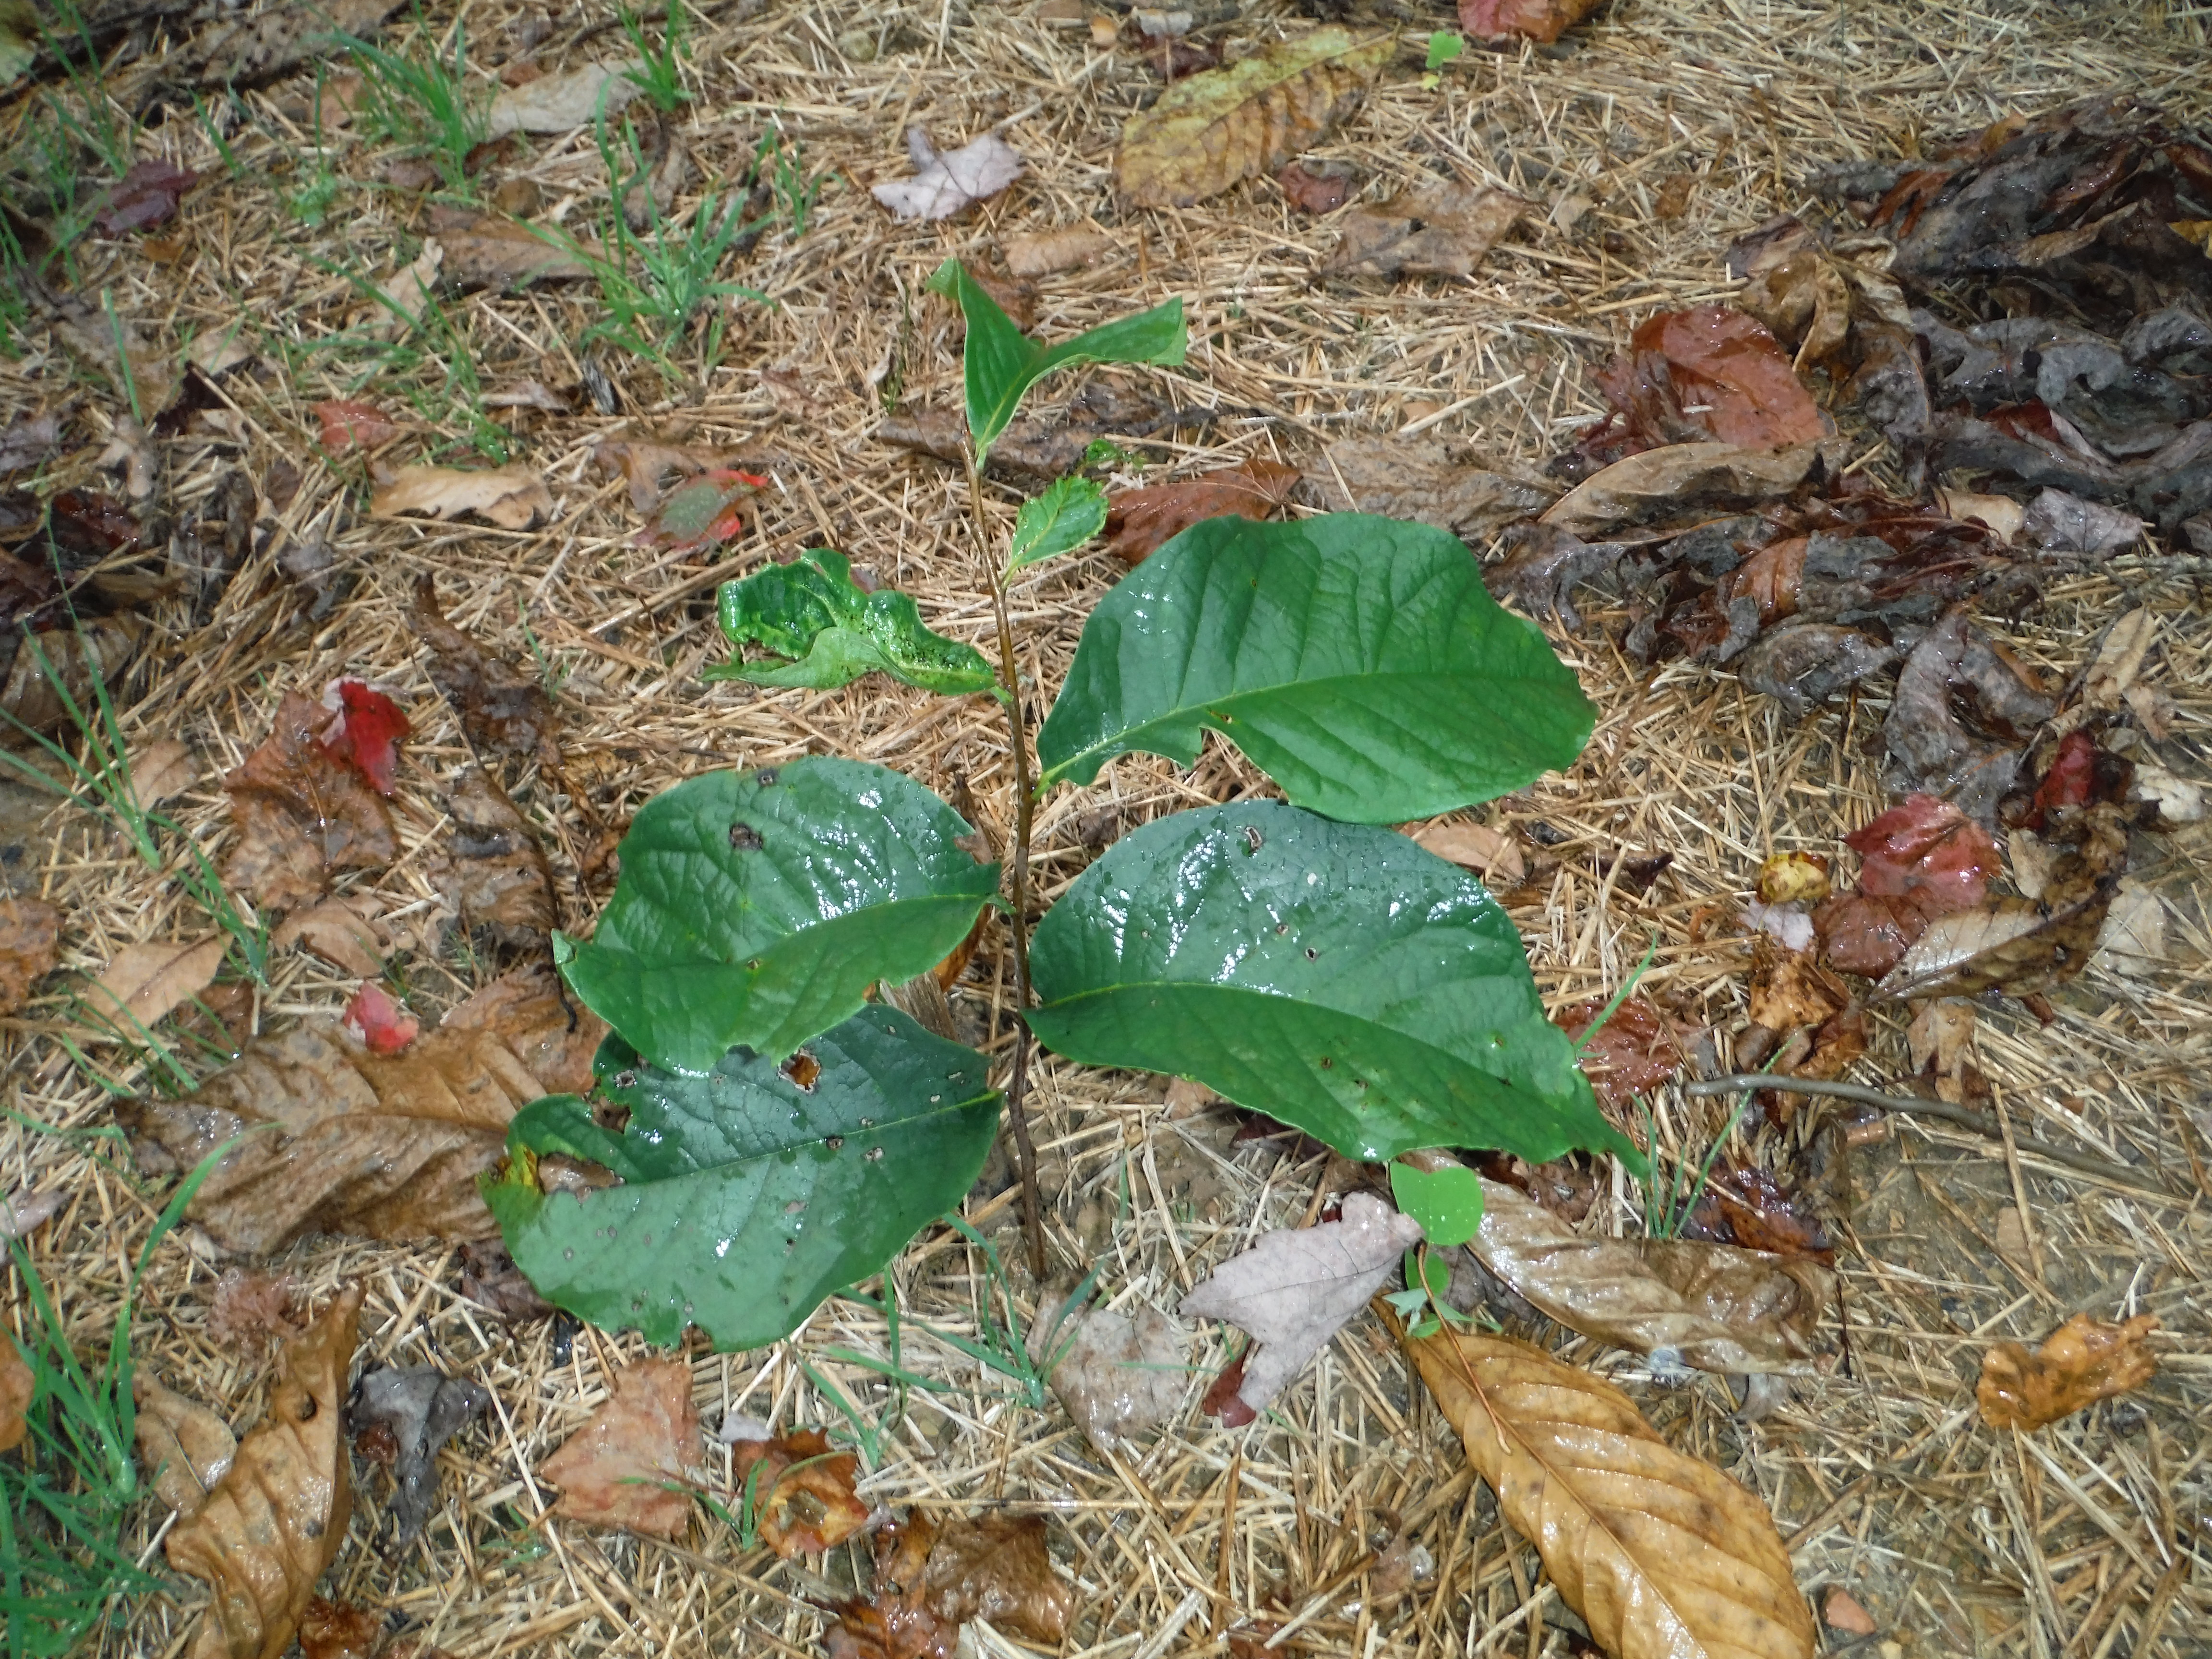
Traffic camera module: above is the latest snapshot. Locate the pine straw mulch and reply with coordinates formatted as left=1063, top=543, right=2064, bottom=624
left=4, top=0, right=2212, bottom=1654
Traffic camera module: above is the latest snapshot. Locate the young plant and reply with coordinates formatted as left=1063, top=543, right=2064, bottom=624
left=485, top=260, right=1632, bottom=1358
left=341, top=14, right=488, bottom=198
left=618, top=0, right=690, bottom=114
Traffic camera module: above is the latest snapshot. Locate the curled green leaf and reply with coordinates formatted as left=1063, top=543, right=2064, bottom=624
left=1007, top=475, right=1109, bottom=575
left=709, top=548, right=998, bottom=698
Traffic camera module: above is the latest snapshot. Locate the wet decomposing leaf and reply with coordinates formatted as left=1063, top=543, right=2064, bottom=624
left=484, top=59, right=642, bottom=138
left=223, top=692, right=398, bottom=912
left=539, top=1357, right=698, bottom=1539
left=1406, top=1321, right=1817, bottom=1659
left=1587, top=306, right=1830, bottom=459
left=1551, top=995, right=1683, bottom=1112
left=0, top=1335, right=31, bottom=1453
left=412, top=576, right=563, bottom=767
left=1179, top=1191, right=1423, bottom=1415
left=168, top=1284, right=363, bottom=1659
left=94, top=159, right=199, bottom=234
left=1542, top=441, right=1823, bottom=539
left=1101, top=456, right=1299, bottom=562
left=1276, top=159, right=1354, bottom=214
left=432, top=214, right=598, bottom=291
left=313, top=400, right=397, bottom=457
left=1883, top=612, right=2054, bottom=825
left=1746, top=934, right=1848, bottom=1030
left=637, top=468, right=769, bottom=551
left=272, top=897, right=394, bottom=978
left=872, top=127, right=1023, bottom=221
left=85, top=935, right=229, bottom=1038
left=123, top=965, right=603, bottom=1253
left=431, top=766, right=556, bottom=945
left=729, top=1428, right=869, bottom=1557
left=207, top=1267, right=307, bottom=1355
left=341, top=981, right=418, bottom=1056
left=1685, top=1164, right=1835, bottom=1262
left=133, top=1370, right=238, bottom=1518
left=1457, top=0, right=1609, bottom=46
left=346, top=1366, right=491, bottom=1543
left=296, top=1600, right=382, bottom=1659
left=830, top=1509, right=1074, bottom=1659
left=1028, top=1293, right=1188, bottom=1453
left=1978, top=1312, right=2159, bottom=1431
left=316, top=680, right=409, bottom=796
left=1115, top=26, right=1390, bottom=209
left=1323, top=181, right=1526, bottom=279
left=0, top=896, right=60, bottom=1013
left=371, top=465, right=553, bottom=530
left=1312, top=436, right=1558, bottom=543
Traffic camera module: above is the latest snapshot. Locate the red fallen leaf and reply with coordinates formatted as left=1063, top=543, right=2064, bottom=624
left=1458, top=0, right=1608, bottom=45
left=342, top=982, right=419, bottom=1056
left=2027, top=730, right=2095, bottom=829
left=1844, top=793, right=1999, bottom=911
left=314, top=401, right=398, bottom=457
left=1102, top=457, right=1302, bottom=563
left=95, top=160, right=201, bottom=235
left=1811, top=891, right=1933, bottom=977
left=317, top=680, right=410, bottom=796
left=1552, top=994, right=1684, bottom=1112
left=729, top=1428, right=868, bottom=1558
left=1594, top=306, right=1828, bottom=454
left=637, top=468, right=770, bottom=551
left=1202, top=1351, right=1257, bottom=1427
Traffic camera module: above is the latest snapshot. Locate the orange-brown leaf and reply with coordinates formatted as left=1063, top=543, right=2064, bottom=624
left=297, top=1600, right=382, bottom=1659
left=1404, top=1322, right=1816, bottom=1659
left=134, top=1370, right=238, bottom=1517
left=1552, top=994, right=1683, bottom=1112
left=1978, top=1313, right=2159, bottom=1431
left=1102, top=457, right=1300, bottom=563
left=0, top=898, right=60, bottom=1014
left=0, top=1333, right=30, bottom=1454
left=1747, top=934, right=1849, bottom=1030
left=223, top=693, right=398, bottom=912
left=730, top=1428, right=868, bottom=1557
left=540, top=1358, right=698, bottom=1540
left=84, top=936, right=229, bottom=1038
left=167, top=1285, right=363, bottom=1659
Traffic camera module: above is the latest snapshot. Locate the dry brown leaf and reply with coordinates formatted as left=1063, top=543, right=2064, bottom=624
left=0, top=1335, right=30, bottom=1454
left=1115, top=27, right=1390, bottom=209
left=1878, top=889, right=2111, bottom=1001
left=0, top=896, right=60, bottom=1014
left=222, top=693, right=398, bottom=912
left=127, top=737, right=200, bottom=812
left=122, top=965, right=603, bottom=1253
left=1311, top=437, right=1557, bottom=541
left=484, top=60, right=642, bottom=137
left=1413, top=820, right=1527, bottom=884
left=2083, top=608, right=2159, bottom=710
left=1541, top=441, right=1823, bottom=538
left=1101, top=456, right=1300, bottom=562
left=86, top=935, right=229, bottom=1037
left=1907, top=997, right=1976, bottom=1086
left=1405, top=1322, right=1816, bottom=1659
left=1978, top=1313, right=2159, bottom=1431
left=412, top=576, right=563, bottom=768
left=1747, top=934, right=1848, bottom=1030
left=208, top=1268, right=307, bottom=1356
left=729, top=1428, right=869, bottom=1557
left=168, top=1284, right=363, bottom=1659
left=134, top=1370, right=238, bottom=1518
left=369, top=243, right=441, bottom=332
left=370, top=466, right=553, bottom=530
left=271, top=897, right=393, bottom=977
left=433, top=215, right=597, bottom=291
left=1323, top=182, right=1526, bottom=278
left=918, top=1514, right=1075, bottom=1647
left=1028, top=1295, right=1188, bottom=1454
left=540, top=1357, right=698, bottom=1539
left=1002, top=228, right=1112, bottom=276
left=430, top=766, right=555, bottom=944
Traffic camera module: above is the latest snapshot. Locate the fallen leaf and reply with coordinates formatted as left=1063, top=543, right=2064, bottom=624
left=1405, top=1322, right=1817, bottom=1657
left=485, top=60, right=643, bottom=138
left=313, top=400, right=397, bottom=457
left=872, top=126, right=1023, bottom=221
left=1413, top=820, right=1526, bottom=884
left=1457, top=0, right=1609, bottom=46
left=207, top=1268, right=306, bottom=1356
left=1879, top=889, right=2112, bottom=1001
left=1178, top=1190, right=1423, bottom=1415
left=168, top=1284, right=363, bottom=1659
left=2023, top=488, right=2144, bottom=557
left=86, top=935, right=229, bottom=1038
left=1002, top=227, right=1112, bottom=277
left=411, top=576, right=563, bottom=767
left=122, top=965, right=603, bottom=1253
left=272, top=897, right=394, bottom=977
left=1592, top=306, right=1829, bottom=454
left=149, top=0, right=406, bottom=92
left=1551, top=995, right=1683, bottom=1112
left=94, top=159, right=200, bottom=235
left=1757, top=852, right=1831, bottom=905
left=1883, top=612, right=2053, bottom=825
left=0, top=1336, right=30, bottom=1454
left=1907, top=995, right=1976, bottom=1089
left=0, top=1185, right=65, bottom=1239
left=540, top=1357, right=698, bottom=1539
left=1747, top=934, right=1848, bottom=1030
left=2128, top=762, right=2202, bottom=825
left=456, top=1239, right=554, bottom=1322
left=730, top=1428, right=869, bottom=1557
left=222, top=692, right=398, bottom=912
left=134, top=1371, right=238, bottom=1518
left=914, top=1513, right=1074, bottom=1647
left=637, top=468, right=770, bottom=551
left=0, top=413, right=63, bottom=474
left=2027, top=729, right=2098, bottom=827
left=1847, top=793, right=2001, bottom=910
left=1542, top=441, right=1822, bottom=538
left=1685, top=1164, right=1834, bottom=1262
left=126, top=738, right=200, bottom=813
left=369, top=242, right=443, bottom=332
left=346, top=1366, right=491, bottom=1543
left=1823, top=1587, right=1879, bottom=1636
left=1200, top=1350, right=1257, bottom=1428
left=316, top=680, right=409, bottom=795
left=431, top=766, right=556, bottom=945
left=1027, top=1294, right=1188, bottom=1454
left=593, top=439, right=775, bottom=512
left=828, top=1512, right=957, bottom=1659
left=0, top=897, right=60, bottom=1014
left=1313, top=436, right=1557, bottom=541
left=1276, top=159, right=1354, bottom=214
left=1324, top=181, right=1526, bottom=279
left=1115, top=26, right=1390, bottom=209
left=1934, top=487, right=2025, bottom=544
left=341, top=981, right=418, bottom=1056
left=2083, top=609, right=2159, bottom=711
left=371, top=465, right=553, bottom=530
left=433, top=214, right=597, bottom=291
left=1736, top=624, right=1903, bottom=725
left=2092, top=879, right=2164, bottom=976
left=297, top=1600, right=382, bottom=1659
left=1978, top=1313, right=2159, bottom=1431
left=1101, top=456, right=1300, bottom=562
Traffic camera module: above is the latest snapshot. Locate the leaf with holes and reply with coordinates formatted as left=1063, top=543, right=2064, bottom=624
left=484, top=1009, right=998, bottom=1350
left=558, top=759, right=1001, bottom=1073
left=1027, top=803, right=1637, bottom=1168
left=1036, top=514, right=1595, bottom=823
left=708, top=548, right=999, bottom=698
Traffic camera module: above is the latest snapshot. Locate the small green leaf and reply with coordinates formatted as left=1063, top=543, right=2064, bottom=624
left=1006, top=476, right=1108, bottom=575
left=562, top=758, right=1000, bottom=1073
left=1389, top=1162, right=1485, bottom=1248
left=925, top=259, right=1186, bottom=458
left=1424, top=31, right=1464, bottom=72
left=1035, top=513, right=1596, bottom=824
left=709, top=547, right=998, bottom=697
left=485, top=1010, right=1000, bottom=1350
left=1027, top=802, right=1640, bottom=1170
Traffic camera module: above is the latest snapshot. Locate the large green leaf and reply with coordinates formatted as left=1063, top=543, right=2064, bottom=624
left=707, top=547, right=998, bottom=698
left=925, top=259, right=1186, bottom=458
left=484, top=1010, right=999, bottom=1350
left=1026, top=803, right=1639, bottom=1169
left=1034, top=513, right=1596, bottom=824
left=561, top=759, right=1000, bottom=1073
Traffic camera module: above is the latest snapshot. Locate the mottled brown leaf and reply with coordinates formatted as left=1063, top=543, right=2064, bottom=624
left=208, top=1268, right=307, bottom=1356
left=1978, top=1313, right=2158, bottom=1430
left=1747, top=934, right=1848, bottom=1030
left=1324, top=181, right=1526, bottom=278
left=1, top=1334, right=33, bottom=1453
left=1551, top=995, right=1683, bottom=1112
left=433, top=214, right=596, bottom=289
left=431, top=766, right=555, bottom=945
left=168, top=1284, right=362, bottom=1659
left=917, top=1514, right=1074, bottom=1647
left=371, top=466, right=553, bottom=530
left=411, top=576, right=562, bottom=768
left=540, top=1357, right=698, bottom=1539
left=0, top=897, right=60, bottom=1014
left=297, top=1600, right=382, bottom=1659
left=1878, top=888, right=2112, bottom=1000
left=1102, top=457, right=1300, bottom=562
left=1541, top=441, right=1821, bottom=538
left=271, top=897, right=393, bottom=977
left=1457, top=0, right=1608, bottom=46
left=133, top=1371, right=238, bottom=1518
left=222, top=693, right=397, bottom=912
left=730, top=1428, right=868, bottom=1557
left=1275, top=160, right=1353, bottom=214
left=1002, top=228, right=1112, bottom=277
left=86, top=935, right=229, bottom=1037
left=1312, top=437, right=1557, bottom=541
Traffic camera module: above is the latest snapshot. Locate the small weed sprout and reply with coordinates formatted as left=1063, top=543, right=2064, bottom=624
left=618, top=0, right=691, bottom=113
left=341, top=14, right=489, bottom=198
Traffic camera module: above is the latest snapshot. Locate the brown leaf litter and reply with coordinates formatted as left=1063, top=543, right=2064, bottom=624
left=829, top=1510, right=1074, bottom=1659
left=1322, top=181, right=1527, bottom=279
left=133, top=1370, right=238, bottom=1518
left=430, top=766, right=557, bottom=946
left=84, top=934, right=229, bottom=1038
left=1101, top=455, right=1300, bottom=562
left=345, top=1366, right=492, bottom=1543
left=411, top=576, right=564, bottom=769
left=221, top=692, right=397, bottom=913
left=0, top=896, right=60, bottom=1013
left=1027, top=1290, right=1188, bottom=1454
left=539, top=1357, right=699, bottom=1540
left=727, top=1427, right=869, bottom=1558
left=370, top=465, right=554, bottom=530
left=1978, top=1312, right=2160, bottom=1431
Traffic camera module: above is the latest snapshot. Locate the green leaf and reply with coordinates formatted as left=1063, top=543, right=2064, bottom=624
left=708, top=547, right=998, bottom=697
left=562, top=758, right=1000, bottom=1073
left=925, top=258, right=1186, bottom=458
left=1389, top=1162, right=1485, bottom=1248
left=1034, top=513, right=1596, bottom=824
left=1026, top=802, right=1640, bottom=1170
left=1425, top=31, right=1464, bottom=72
left=484, top=1010, right=1000, bottom=1350
left=1006, top=476, right=1108, bottom=575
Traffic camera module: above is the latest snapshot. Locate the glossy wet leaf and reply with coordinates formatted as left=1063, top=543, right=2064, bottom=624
left=1035, top=514, right=1596, bottom=823
left=1027, top=803, right=1636, bottom=1167
left=709, top=548, right=998, bottom=698
left=559, top=759, right=999, bottom=1072
left=925, top=258, right=1186, bottom=458
left=1978, top=1313, right=2160, bottom=1431
left=1389, top=1161, right=1485, bottom=1248
left=485, top=1009, right=999, bottom=1350
left=1006, top=475, right=1108, bottom=573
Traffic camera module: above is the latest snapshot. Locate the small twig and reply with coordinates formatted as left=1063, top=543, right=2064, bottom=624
left=1682, top=1075, right=2158, bottom=1189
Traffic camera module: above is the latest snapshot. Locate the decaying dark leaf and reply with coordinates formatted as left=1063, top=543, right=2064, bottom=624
left=431, top=766, right=556, bottom=947
left=1737, top=624, right=1901, bottom=721
left=123, top=966, right=604, bottom=1253
left=1883, top=611, right=2054, bottom=824
left=729, top=1429, right=869, bottom=1557
left=412, top=576, right=562, bottom=769
left=297, top=1600, right=382, bottom=1659
left=1551, top=995, right=1683, bottom=1112
left=94, top=159, right=200, bottom=235
left=1978, top=1313, right=2159, bottom=1431
left=134, top=1370, right=238, bottom=1518
left=1276, top=160, right=1353, bottom=214
left=207, top=1268, right=306, bottom=1356
left=539, top=1358, right=698, bottom=1540
left=347, top=1366, right=492, bottom=1544
left=222, top=692, right=398, bottom=912
left=1484, top=524, right=1623, bottom=632
left=1323, top=181, right=1526, bottom=279
left=1310, top=437, right=1557, bottom=543
left=167, top=1285, right=363, bottom=1659
left=432, top=213, right=597, bottom=290
left=1684, top=1165, right=1835, bottom=1262
left=1583, top=306, right=1830, bottom=461
left=1102, top=456, right=1299, bottom=562
left=456, top=1238, right=554, bottom=1321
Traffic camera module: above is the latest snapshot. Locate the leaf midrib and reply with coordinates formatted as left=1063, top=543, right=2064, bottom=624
left=564, top=1088, right=1001, bottom=1181
left=608, top=888, right=991, bottom=969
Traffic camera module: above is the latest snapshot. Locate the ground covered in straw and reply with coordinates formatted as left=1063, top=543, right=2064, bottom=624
left=4, top=0, right=2210, bottom=1654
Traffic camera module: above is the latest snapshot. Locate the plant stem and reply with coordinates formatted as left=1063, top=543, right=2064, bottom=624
left=966, top=451, right=1048, bottom=1280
